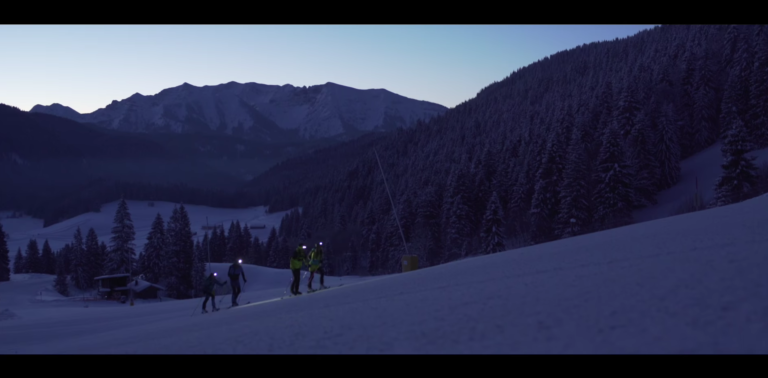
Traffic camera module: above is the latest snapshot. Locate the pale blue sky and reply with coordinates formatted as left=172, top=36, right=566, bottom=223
left=0, top=25, right=655, bottom=113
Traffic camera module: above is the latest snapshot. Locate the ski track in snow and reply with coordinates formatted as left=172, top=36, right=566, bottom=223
left=1, top=195, right=768, bottom=353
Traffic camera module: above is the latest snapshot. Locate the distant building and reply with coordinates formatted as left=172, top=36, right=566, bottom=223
left=94, top=274, right=166, bottom=301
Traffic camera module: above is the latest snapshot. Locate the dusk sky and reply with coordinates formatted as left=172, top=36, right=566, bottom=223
left=0, top=25, right=655, bottom=114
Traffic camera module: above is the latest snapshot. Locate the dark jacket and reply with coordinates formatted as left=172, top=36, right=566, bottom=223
left=228, top=263, right=246, bottom=282
left=203, top=275, right=226, bottom=293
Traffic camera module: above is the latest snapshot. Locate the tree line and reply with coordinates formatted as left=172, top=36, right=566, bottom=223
left=0, top=199, right=343, bottom=296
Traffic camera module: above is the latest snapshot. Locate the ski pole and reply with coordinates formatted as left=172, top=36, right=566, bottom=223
left=285, top=275, right=292, bottom=294
left=191, top=296, right=205, bottom=317
left=218, top=285, right=230, bottom=307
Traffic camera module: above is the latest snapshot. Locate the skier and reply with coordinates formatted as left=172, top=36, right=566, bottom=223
left=290, top=244, right=308, bottom=295
left=307, top=242, right=326, bottom=291
left=228, top=259, right=247, bottom=306
left=202, top=272, right=227, bottom=313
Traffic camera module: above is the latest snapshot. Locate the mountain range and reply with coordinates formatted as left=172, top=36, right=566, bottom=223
left=30, top=81, right=447, bottom=142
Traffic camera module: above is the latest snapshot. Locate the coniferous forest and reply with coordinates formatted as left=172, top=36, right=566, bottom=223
left=244, top=25, right=768, bottom=275
left=2, top=198, right=306, bottom=299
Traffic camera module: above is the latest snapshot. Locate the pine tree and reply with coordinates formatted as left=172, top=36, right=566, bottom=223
left=749, top=24, right=768, bottom=148
left=106, top=198, right=136, bottom=275
left=208, top=227, right=220, bottom=263
left=592, top=124, right=634, bottom=230
left=23, top=239, right=41, bottom=274
left=265, top=226, right=278, bottom=267
left=216, top=226, right=227, bottom=263
left=165, top=206, right=182, bottom=297
left=177, top=204, right=195, bottom=296
left=142, top=213, right=167, bottom=284
left=443, top=164, right=473, bottom=260
left=278, top=235, right=289, bottom=266
left=40, top=239, right=56, bottom=275
left=226, top=220, right=242, bottom=263
left=678, top=49, right=698, bottom=158
left=367, top=223, right=382, bottom=274
left=250, top=235, right=262, bottom=266
left=299, top=221, right=310, bottom=241
left=480, top=191, right=505, bottom=254
left=556, top=125, right=592, bottom=238
left=627, top=109, right=660, bottom=208
left=416, top=187, right=443, bottom=267
left=53, top=252, right=69, bottom=297
left=201, top=231, right=211, bottom=266
left=137, top=247, right=146, bottom=276
left=335, top=210, right=348, bottom=231
left=614, top=80, right=641, bottom=140
left=0, top=223, right=10, bottom=281
left=99, top=242, right=107, bottom=275
left=59, top=244, right=72, bottom=275
left=241, top=223, right=252, bottom=263
left=722, top=25, right=740, bottom=71
left=380, top=210, right=403, bottom=272
left=713, top=114, right=759, bottom=206
left=528, top=131, right=565, bottom=244
left=71, top=227, right=89, bottom=290
left=166, top=204, right=195, bottom=299
left=693, top=55, right=719, bottom=151
left=343, top=239, right=357, bottom=275
left=720, top=29, right=752, bottom=144
left=84, top=228, right=101, bottom=282
left=655, top=103, right=681, bottom=190
left=13, top=247, right=23, bottom=274
left=193, top=239, right=206, bottom=296
left=0, top=223, right=11, bottom=282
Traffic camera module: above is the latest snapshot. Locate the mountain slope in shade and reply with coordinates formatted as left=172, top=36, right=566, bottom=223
left=30, top=82, right=447, bottom=141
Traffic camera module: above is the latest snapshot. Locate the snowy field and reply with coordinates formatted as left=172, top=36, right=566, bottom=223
left=1, top=194, right=767, bottom=353
left=0, top=200, right=293, bottom=263
left=633, top=142, right=768, bottom=223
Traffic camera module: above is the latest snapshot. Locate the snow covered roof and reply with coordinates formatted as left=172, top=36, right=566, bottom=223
left=94, top=274, right=130, bottom=280
left=129, top=279, right=166, bottom=292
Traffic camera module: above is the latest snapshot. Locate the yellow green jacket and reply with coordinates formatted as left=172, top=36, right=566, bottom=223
left=308, top=247, right=323, bottom=272
left=290, top=247, right=307, bottom=270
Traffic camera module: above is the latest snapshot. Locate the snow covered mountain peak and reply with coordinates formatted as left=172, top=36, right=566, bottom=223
left=31, top=81, right=447, bottom=141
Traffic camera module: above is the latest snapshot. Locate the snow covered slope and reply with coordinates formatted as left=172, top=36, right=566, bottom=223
left=1, top=200, right=291, bottom=264
left=29, top=82, right=447, bottom=141
left=0, top=263, right=371, bottom=338
left=2, top=193, right=767, bottom=353
left=633, top=142, right=768, bottom=223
